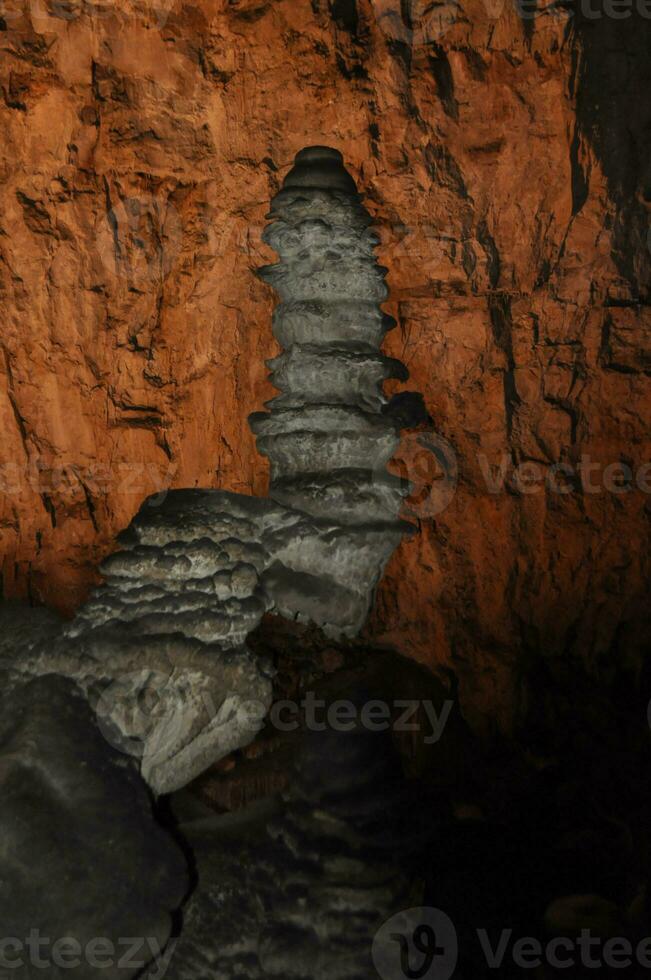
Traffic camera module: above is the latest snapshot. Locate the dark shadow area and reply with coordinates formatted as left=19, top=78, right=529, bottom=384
left=571, top=4, right=651, bottom=299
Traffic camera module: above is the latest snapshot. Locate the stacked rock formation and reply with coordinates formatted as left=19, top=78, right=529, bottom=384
left=164, top=723, right=415, bottom=979
left=257, top=725, right=416, bottom=979
left=0, top=148, right=418, bottom=797
left=69, top=490, right=271, bottom=649
left=0, top=496, right=275, bottom=797
left=59, top=490, right=275, bottom=795
left=250, top=146, right=412, bottom=637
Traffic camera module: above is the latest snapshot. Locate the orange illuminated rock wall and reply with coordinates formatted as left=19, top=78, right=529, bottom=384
left=1, top=0, right=649, bottom=730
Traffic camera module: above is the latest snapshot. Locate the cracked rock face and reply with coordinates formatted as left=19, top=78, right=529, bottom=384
left=251, top=147, right=412, bottom=636
left=1, top=2, right=648, bottom=730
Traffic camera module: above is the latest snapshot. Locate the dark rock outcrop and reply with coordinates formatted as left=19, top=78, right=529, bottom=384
left=164, top=723, right=415, bottom=979
left=0, top=667, right=187, bottom=978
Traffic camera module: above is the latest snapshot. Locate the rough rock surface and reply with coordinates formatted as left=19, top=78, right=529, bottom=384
left=2, top=494, right=276, bottom=795
left=77, top=490, right=274, bottom=796
left=164, top=724, right=414, bottom=979
left=0, top=667, right=187, bottom=978
left=0, top=1, right=649, bottom=729
left=164, top=648, right=651, bottom=979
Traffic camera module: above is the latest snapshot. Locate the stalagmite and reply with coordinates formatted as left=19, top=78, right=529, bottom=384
left=251, top=146, right=413, bottom=636
left=1, top=148, right=418, bottom=795
left=3, top=494, right=277, bottom=797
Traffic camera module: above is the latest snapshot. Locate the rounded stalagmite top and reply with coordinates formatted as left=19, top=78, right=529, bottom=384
left=282, top=145, right=358, bottom=194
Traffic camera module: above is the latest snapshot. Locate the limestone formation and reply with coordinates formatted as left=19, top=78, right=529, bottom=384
left=60, top=490, right=276, bottom=795
left=2, top=5, right=649, bottom=729
left=251, top=146, right=413, bottom=635
left=0, top=496, right=275, bottom=797
left=0, top=150, right=417, bottom=794
left=163, top=723, right=415, bottom=979
left=51, top=148, right=417, bottom=790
